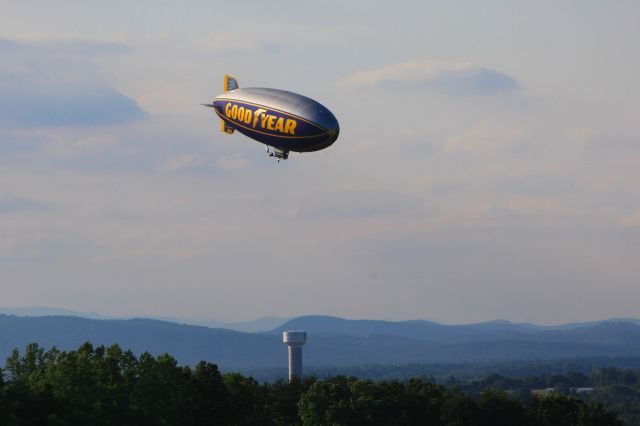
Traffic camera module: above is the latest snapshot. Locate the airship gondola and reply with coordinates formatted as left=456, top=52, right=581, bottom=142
left=204, top=75, right=339, bottom=160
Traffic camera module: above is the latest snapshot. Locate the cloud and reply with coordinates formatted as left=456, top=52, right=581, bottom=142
left=343, top=60, right=520, bottom=95
left=445, top=123, right=523, bottom=153
left=0, top=196, right=51, bottom=214
left=0, top=36, right=131, bottom=55
left=37, top=38, right=132, bottom=55
left=0, top=36, right=146, bottom=127
left=299, top=188, right=413, bottom=221
left=216, top=153, right=250, bottom=171
left=201, top=25, right=375, bottom=56
left=620, top=210, right=640, bottom=227
left=162, top=154, right=208, bottom=173
left=204, top=33, right=279, bottom=56
left=0, top=38, right=22, bottom=50
left=0, top=85, right=147, bottom=127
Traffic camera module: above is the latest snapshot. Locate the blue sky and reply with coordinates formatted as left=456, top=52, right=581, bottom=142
left=1, top=1, right=639, bottom=324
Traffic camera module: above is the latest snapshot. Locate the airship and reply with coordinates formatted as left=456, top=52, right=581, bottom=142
left=203, top=75, right=339, bottom=160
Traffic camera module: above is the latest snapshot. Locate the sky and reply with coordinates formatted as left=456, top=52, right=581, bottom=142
left=1, top=1, right=639, bottom=324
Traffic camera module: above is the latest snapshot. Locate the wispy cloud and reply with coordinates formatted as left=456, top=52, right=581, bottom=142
left=162, top=154, right=208, bottom=173
left=216, top=153, right=250, bottom=171
left=0, top=36, right=146, bottom=127
left=0, top=36, right=131, bottom=55
left=204, top=33, right=279, bottom=56
left=0, top=37, right=22, bottom=50
left=201, top=25, right=375, bottom=56
left=343, top=60, right=520, bottom=95
left=0, top=85, right=147, bottom=127
left=0, top=196, right=51, bottom=214
left=445, top=123, right=523, bottom=153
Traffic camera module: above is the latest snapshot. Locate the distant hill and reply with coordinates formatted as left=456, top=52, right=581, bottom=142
left=272, top=315, right=546, bottom=342
left=0, top=307, right=290, bottom=332
left=0, top=306, right=107, bottom=318
left=0, top=315, right=284, bottom=369
left=2, top=314, right=640, bottom=376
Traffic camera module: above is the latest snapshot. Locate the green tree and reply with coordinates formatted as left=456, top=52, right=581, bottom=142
left=578, top=401, right=622, bottom=426
left=440, top=389, right=480, bottom=426
left=348, top=379, right=402, bottom=425
left=298, top=376, right=355, bottom=426
left=401, top=379, right=445, bottom=426
left=0, top=342, right=626, bottom=426
left=267, top=377, right=313, bottom=426
left=188, top=361, right=232, bottom=425
left=129, top=352, right=194, bottom=425
left=223, top=373, right=269, bottom=425
left=477, top=389, right=526, bottom=426
left=528, top=394, right=581, bottom=426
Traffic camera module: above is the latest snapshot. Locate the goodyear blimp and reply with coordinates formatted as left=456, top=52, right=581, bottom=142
left=203, top=75, right=339, bottom=160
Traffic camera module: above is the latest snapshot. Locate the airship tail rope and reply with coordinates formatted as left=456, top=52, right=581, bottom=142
left=294, top=150, right=329, bottom=220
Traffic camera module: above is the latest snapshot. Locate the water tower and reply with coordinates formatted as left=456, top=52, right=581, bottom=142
left=282, top=331, right=307, bottom=381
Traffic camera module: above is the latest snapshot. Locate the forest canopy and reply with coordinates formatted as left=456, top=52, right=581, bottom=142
left=0, top=342, right=625, bottom=425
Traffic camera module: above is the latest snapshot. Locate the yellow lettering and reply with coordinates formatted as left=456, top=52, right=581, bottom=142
left=231, top=104, right=238, bottom=120
left=274, top=117, right=284, bottom=133
left=243, top=109, right=252, bottom=124
left=225, top=103, right=231, bottom=117
left=261, top=114, right=269, bottom=128
left=267, top=116, right=276, bottom=130
left=253, top=109, right=266, bottom=127
left=284, top=119, right=297, bottom=135
left=237, top=107, right=245, bottom=122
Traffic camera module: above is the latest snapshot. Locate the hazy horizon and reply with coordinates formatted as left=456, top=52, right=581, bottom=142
left=2, top=1, right=639, bottom=325
left=2, top=305, right=640, bottom=329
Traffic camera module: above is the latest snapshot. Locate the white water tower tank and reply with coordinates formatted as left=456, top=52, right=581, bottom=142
left=282, top=331, right=307, bottom=381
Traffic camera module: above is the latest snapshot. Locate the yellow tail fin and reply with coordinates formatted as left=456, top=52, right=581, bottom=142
left=220, top=120, right=235, bottom=134
left=224, top=75, right=239, bottom=92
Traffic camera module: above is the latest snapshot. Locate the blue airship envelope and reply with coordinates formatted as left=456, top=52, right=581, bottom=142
left=204, top=75, right=339, bottom=160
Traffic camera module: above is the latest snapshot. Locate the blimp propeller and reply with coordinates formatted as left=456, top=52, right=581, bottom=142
left=204, top=75, right=340, bottom=161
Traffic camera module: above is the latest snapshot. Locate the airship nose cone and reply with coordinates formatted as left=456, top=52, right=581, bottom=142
left=328, top=126, right=340, bottom=143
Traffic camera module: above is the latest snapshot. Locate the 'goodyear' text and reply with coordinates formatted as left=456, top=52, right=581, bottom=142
left=225, top=103, right=297, bottom=135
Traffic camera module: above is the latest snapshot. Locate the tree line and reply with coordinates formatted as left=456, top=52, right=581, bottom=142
left=248, top=357, right=640, bottom=383
left=456, top=368, right=640, bottom=425
left=0, top=343, right=623, bottom=425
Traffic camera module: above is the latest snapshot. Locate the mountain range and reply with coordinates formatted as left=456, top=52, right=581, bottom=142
left=0, top=307, right=289, bottom=332
left=1, top=311, right=640, bottom=376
